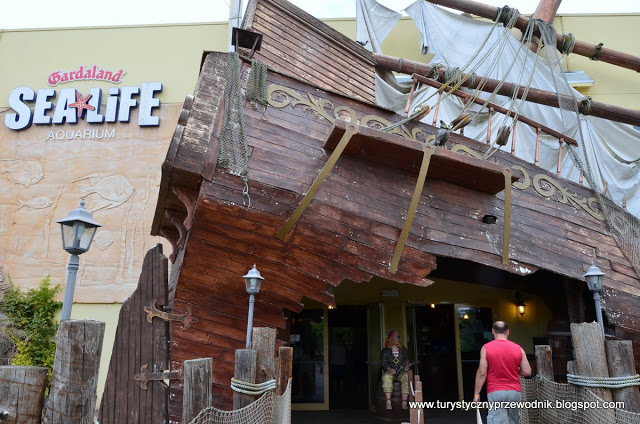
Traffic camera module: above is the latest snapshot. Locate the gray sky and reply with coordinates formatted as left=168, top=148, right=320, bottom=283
left=0, top=0, right=638, bottom=30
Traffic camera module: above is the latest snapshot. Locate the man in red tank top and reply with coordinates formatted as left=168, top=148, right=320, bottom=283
left=473, top=321, right=532, bottom=424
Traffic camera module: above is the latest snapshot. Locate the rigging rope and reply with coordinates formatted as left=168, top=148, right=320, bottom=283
left=567, top=374, right=640, bottom=389
left=231, top=378, right=277, bottom=396
left=560, top=33, right=576, bottom=55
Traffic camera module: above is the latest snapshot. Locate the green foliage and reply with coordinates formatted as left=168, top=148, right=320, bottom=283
left=0, top=275, right=61, bottom=375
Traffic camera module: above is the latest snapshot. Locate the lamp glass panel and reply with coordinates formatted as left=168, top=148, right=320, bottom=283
left=517, top=305, right=525, bottom=315
left=79, top=225, right=97, bottom=251
left=586, top=275, right=603, bottom=292
left=60, top=223, right=75, bottom=250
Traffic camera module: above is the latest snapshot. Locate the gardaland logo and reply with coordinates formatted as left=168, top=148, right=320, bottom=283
left=47, top=65, right=126, bottom=87
left=5, top=65, right=162, bottom=132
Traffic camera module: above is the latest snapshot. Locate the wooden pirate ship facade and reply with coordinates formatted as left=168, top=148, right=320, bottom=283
left=150, top=0, right=640, bottom=419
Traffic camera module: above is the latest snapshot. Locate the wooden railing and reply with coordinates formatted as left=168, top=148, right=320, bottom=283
left=407, top=73, right=578, bottom=178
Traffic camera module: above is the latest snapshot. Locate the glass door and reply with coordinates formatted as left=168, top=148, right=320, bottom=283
left=291, top=309, right=329, bottom=410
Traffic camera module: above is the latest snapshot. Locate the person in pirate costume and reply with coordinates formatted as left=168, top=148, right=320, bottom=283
left=380, top=329, right=411, bottom=410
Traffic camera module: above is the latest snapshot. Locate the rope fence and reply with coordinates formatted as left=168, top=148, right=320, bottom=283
left=189, top=379, right=291, bottom=424
left=520, top=376, right=640, bottom=424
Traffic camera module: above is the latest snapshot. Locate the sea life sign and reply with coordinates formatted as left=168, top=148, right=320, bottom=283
left=4, top=65, right=163, bottom=139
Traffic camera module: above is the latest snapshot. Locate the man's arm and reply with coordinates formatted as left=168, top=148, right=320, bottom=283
left=473, top=346, right=488, bottom=401
left=519, top=348, right=532, bottom=376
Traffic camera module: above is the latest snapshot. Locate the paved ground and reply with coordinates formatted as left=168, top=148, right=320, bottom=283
left=292, top=408, right=483, bottom=423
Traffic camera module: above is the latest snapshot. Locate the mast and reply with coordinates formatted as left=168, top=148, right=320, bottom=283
left=374, top=54, right=640, bottom=127
left=424, top=0, right=640, bottom=73
left=527, top=0, right=561, bottom=51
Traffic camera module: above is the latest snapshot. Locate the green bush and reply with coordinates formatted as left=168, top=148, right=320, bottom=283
left=0, top=275, right=61, bottom=376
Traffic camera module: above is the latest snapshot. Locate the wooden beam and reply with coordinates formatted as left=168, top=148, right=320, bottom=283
left=375, top=53, right=640, bottom=127
left=324, top=119, right=518, bottom=194
left=423, top=0, right=640, bottom=73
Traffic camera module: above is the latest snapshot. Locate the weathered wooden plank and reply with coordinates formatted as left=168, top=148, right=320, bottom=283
left=252, top=33, right=374, bottom=102
left=233, top=349, right=258, bottom=409
left=182, top=358, right=213, bottom=423
left=276, top=347, right=293, bottom=396
left=251, top=327, right=276, bottom=384
left=179, top=268, right=304, bottom=313
left=570, top=322, right=613, bottom=403
left=0, top=366, right=48, bottom=424
left=252, top=13, right=375, bottom=96
left=605, top=340, right=640, bottom=413
left=98, top=245, right=169, bottom=424
left=535, top=345, right=554, bottom=380
left=253, top=2, right=376, bottom=84
left=43, top=320, right=105, bottom=424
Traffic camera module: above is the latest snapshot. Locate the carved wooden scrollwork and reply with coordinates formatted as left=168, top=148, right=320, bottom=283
left=172, top=186, right=197, bottom=231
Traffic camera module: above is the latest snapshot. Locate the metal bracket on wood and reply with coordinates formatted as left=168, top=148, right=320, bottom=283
left=390, top=138, right=435, bottom=274
left=144, top=300, right=199, bottom=329
left=133, top=364, right=183, bottom=390
left=276, top=122, right=359, bottom=239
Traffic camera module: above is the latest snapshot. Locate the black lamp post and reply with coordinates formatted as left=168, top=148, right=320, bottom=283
left=243, top=264, right=264, bottom=349
left=583, top=263, right=605, bottom=335
left=56, top=200, right=101, bottom=320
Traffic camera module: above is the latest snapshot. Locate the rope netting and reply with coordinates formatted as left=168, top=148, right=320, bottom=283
left=519, top=377, right=640, bottom=424
left=189, top=379, right=291, bottom=424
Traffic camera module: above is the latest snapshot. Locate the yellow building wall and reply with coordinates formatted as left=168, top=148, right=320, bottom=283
left=555, top=14, right=640, bottom=109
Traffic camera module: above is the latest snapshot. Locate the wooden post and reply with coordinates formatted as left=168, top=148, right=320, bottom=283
left=182, top=358, right=213, bottom=423
left=252, top=327, right=276, bottom=384
left=410, top=375, right=423, bottom=424
left=43, top=320, right=105, bottom=424
left=276, top=346, right=293, bottom=396
left=605, top=340, right=640, bottom=413
left=0, top=366, right=48, bottom=424
left=535, top=345, right=554, bottom=380
left=570, top=322, right=613, bottom=402
left=233, top=349, right=258, bottom=409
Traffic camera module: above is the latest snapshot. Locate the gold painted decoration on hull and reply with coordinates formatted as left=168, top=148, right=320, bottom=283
left=267, top=83, right=604, bottom=222
left=267, top=84, right=427, bottom=142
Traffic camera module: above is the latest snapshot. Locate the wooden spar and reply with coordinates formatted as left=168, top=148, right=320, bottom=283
left=423, top=0, right=640, bottom=73
left=528, top=0, right=561, bottom=51
left=375, top=53, right=640, bottom=127
left=412, top=73, right=578, bottom=146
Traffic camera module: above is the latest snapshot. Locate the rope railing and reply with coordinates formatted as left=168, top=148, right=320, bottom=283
left=519, top=376, right=640, bottom=424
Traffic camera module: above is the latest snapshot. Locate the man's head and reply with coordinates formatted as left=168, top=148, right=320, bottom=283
left=492, top=321, right=510, bottom=339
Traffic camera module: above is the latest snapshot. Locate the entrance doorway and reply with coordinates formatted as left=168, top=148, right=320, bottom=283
left=290, top=306, right=369, bottom=410
left=413, top=304, right=458, bottom=401
left=328, top=306, right=368, bottom=409
left=458, top=306, right=493, bottom=400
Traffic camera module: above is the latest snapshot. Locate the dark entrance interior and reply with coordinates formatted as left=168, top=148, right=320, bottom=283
left=328, top=305, right=368, bottom=409
left=414, top=304, right=458, bottom=401
left=458, top=306, right=493, bottom=401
